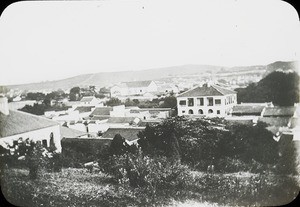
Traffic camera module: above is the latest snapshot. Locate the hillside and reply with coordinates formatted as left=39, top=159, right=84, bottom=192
left=5, top=61, right=298, bottom=91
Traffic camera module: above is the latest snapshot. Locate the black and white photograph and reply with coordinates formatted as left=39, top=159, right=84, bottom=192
left=0, top=0, right=299, bottom=206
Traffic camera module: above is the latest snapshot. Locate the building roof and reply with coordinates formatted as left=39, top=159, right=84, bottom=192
left=263, top=106, right=296, bottom=117
left=177, top=84, right=236, bottom=97
left=232, top=105, right=265, bottom=116
left=74, top=106, right=95, bottom=114
left=60, top=126, right=87, bottom=138
left=80, top=96, right=96, bottom=102
left=102, top=127, right=145, bottom=141
left=125, top=80, right=153, bottom=88
left=258, top=117, right=291, bottom=127
left=0, top=110, right=59, bottom=138
left=91, top=116, right=110, bottom=121
left=107, top=117, right=140, bottom=124
left=90, top=107, right=113, bottom=116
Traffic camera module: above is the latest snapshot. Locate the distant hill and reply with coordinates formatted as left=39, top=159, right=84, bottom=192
left=5, top=61, right=298, bottom=91
left=235, top=69, right=299, bottom=106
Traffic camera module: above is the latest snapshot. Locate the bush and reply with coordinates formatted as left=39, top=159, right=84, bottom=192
left=101, top=152, right=194, bottom=203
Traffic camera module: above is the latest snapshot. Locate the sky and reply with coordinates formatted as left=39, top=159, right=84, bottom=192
left=0, top=0, right=299, bottom=85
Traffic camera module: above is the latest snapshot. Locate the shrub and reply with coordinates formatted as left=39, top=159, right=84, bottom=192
left=101, top=152, right=194, bottom=203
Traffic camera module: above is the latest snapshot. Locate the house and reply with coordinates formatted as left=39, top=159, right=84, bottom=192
left=262, top=106, right=296, bottom=117
left=0, top=96, right=61, bottom=152
left=80, top=96, right=102, bottom=106
left=102, top=127, right=145, bottom=145
left=231, top=105, right=266, bottom=116
left=111, top=80, right=158, bottom=96
left=73, top=106, right=95, bottom=119
left=177, top=84, right=237, bottom=117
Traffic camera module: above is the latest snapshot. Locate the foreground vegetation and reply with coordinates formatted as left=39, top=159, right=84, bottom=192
left=1, top=116, right=300, bottom=206
left=1, top=167, right=299, bottom=207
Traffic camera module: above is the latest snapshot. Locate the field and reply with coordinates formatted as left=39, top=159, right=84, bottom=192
left=1, top=167, right=299, bottom=207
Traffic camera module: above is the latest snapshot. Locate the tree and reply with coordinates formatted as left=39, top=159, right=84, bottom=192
left=106, top=97, right=122, bottom=106
left=69, top=87, right=81, bottom=101
left=159, top=96, right=177, bottom=108
left=109, top=134, right=130, bottom=156
left=236, top=71, right=299, bottom=106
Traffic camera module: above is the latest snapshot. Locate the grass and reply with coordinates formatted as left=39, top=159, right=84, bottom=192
left=1, top=168, right=299, bottom=207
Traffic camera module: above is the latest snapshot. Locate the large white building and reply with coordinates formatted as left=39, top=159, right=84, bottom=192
left=177, top=84, right=237, bottom=117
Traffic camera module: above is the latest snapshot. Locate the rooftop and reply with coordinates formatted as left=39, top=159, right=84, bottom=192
left=177, top=84, right=236, bottom=97
left=232, top=105, right=265, bottom=116
left=80, top=96, right=96, bottom=102
left=102, top=127, right=145, bottom=141
left=74, top=106, right=95, bottom=114
left=0, top=110, right=59, bottom=138
left=107, top=117, right=140, bottom=124
left=60, top=126, right=87, bottom=138
left=125, top=80, right=153, bottom=88
left=263, top=106, right=296, bottom=117
left=90, top=107, right=113, bottom=116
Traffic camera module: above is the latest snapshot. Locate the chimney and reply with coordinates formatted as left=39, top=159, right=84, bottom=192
left=0, top=96, right=9, bottom=115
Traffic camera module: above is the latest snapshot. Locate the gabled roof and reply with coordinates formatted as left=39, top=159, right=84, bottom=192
left=125, top=80, right=153, bottom=88
left=232, top=105, right=265, bottom=116
left=263, top=106, right=295, bottom=117
left=91, top=116, right=110, bottom=121
left=0, top=110, right=59, bottom=138
left=80, top=96, right=96, bottom=102
left=90, top=107, right=113, bottom=116
left=177, top=84, right=236, bottom=97
left=107, top=117, right=140, bottom=124
left=74, top=106, right=95, bottom=114
left=60, top=126, right=87, bottom=138
left=102, top=127, right=145, bottom=141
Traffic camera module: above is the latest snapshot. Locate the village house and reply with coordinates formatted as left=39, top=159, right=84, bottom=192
left=110, top=80, right=158, bottom=97
left=0, top=96, right=62, bottom=152
left=177, top=84, right=237, bottom=117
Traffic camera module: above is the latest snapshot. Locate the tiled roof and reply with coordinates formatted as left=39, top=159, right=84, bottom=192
left=80, top=96, right=95, bottom=102
left=263, top=106, right=295, bottom=117
left=0, top=110, right=59, bottom=138
left=90, top=107, right=113, bottom=116
left=232, top=105, right=265, bottom=116
left=74, top=106, right=95, bottom=113
left=177, top=84, right=236, bottom=97
left=102, top=127, right=145, bottom=141
left=60, top=126, right=87, bottom=138
left=107, top=117, right=140, bottom=124
left=125, top=80, right=153, bottom=88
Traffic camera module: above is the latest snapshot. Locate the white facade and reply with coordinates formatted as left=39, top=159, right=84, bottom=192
left=177, top=94, right=237, bottom=117
left=111, top=81, right=158, bottom=96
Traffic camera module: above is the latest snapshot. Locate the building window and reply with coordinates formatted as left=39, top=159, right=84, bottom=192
left=215, top=99, right=221, bottom=105
left=188, top=98, right=194, bottom=106
left=217, top=110, right=220, bottom=114
left=198, top=109, right=203, bottom=114
left=182, top=110, right=185, bottom=114
left=207, top=97, right=213, bottom=106
left=208, top=109, right=213, bottom=114
left=197, top=98, right=204, bottom=106
left=188, top=109, right=194, bottom=114
left=179, top=100, right=186, bottom=106
left=50, top=132, right=55, bottom=148
left=42, top=140, right=48, bottom=148
left=140, top=90, right=143, bottom=92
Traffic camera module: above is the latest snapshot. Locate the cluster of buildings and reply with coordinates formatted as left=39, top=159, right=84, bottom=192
left=1, top=80, right=299, bottom=157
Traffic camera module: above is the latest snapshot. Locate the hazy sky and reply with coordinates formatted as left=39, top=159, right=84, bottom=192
left=0, top=0, right=299, bottom=85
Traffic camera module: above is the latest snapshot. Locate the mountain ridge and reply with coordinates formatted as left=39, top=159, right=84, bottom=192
left=5, top=61, right=298, bottom=91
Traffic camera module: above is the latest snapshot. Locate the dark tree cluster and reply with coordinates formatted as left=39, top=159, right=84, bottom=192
left=236, top=71, right=299, bottom=106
